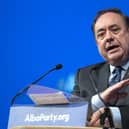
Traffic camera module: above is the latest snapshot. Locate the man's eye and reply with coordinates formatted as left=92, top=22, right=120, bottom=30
left=112, top=28, right=120, bottom=34
left=97, top=32, right=105, bottom=39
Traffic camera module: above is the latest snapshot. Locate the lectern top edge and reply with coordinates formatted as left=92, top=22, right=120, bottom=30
left=10, top=125, right=102, bottom=129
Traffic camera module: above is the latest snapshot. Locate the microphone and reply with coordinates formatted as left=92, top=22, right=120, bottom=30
left=11, top=64, right=63, bottom=105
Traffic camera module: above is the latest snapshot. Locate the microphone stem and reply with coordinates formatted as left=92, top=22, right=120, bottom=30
left=31, top=68, right=55, bottom=85
left=11, top=68, right=56, bottom=106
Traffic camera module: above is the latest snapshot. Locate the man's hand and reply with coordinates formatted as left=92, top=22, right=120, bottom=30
left=88, top=107, right=110, bottom=127
left=100, top=79, right=129, bottom=104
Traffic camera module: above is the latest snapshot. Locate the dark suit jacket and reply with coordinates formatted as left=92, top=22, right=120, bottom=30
left=73, top=62, right=129, bottom=129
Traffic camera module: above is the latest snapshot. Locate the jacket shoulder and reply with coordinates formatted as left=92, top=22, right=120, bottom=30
left=79, top=62, right=108, bottom=72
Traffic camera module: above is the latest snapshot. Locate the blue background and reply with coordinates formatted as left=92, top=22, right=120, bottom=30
left=1, top=0, right=129, bottom=128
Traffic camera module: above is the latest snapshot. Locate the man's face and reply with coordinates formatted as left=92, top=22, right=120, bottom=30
left=94, top=12, right=129, bottom=66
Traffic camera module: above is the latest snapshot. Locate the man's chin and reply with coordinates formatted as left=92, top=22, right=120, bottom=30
left=107, top=56, right=123, bottom=66
left=107, top=52, right=123, bottom=60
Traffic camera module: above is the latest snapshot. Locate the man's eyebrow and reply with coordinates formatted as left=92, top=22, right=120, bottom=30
left=96, top=24, right=119, bottom=34
left=96, top=28, right=105, bottom=33
left=109, top=24, right=119, bottom=29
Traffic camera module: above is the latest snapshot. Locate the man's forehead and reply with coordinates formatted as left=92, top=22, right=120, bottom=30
left=94, top=12, right=125, bottom=32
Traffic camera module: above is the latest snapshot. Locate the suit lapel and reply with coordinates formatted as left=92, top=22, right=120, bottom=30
left=117, top=67, right=129, bottom=105
left=123, top=67, right=129, bottom=79
left=90, top=63, right=110, bottom=92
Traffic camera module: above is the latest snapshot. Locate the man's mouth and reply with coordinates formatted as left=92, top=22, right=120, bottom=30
left=106, top=45, right=120, bottom=53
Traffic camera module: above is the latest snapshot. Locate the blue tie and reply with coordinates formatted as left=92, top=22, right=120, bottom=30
left=109, top=67, right=122, bottom=86
left=108, top=67, right=122, bottom=107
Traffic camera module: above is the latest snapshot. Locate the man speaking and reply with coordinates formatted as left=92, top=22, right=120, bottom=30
left=73, top=8, right=129, bottom=129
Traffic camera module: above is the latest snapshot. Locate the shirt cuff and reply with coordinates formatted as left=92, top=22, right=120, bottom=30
left=91, top=95, right=122, bottom=128
left=91, top=94, right=105, bottom=112
left=110, top=107, right=122, bottom=128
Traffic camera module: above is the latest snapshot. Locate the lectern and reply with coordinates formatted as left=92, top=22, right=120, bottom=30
left=8, top=86, right=91, bottom=129
left=8, top=102, right=89, bottom=129
left=10, top=126, right=102, bottom=129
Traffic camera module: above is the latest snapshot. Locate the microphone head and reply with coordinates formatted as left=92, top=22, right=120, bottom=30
left=55, top=64, right=63, bottom=70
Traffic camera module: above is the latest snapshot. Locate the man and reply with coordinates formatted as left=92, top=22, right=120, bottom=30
left=73, top=8, right=129, bottom=129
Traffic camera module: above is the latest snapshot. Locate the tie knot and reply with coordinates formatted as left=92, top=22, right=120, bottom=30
left=112, top=66, right=122, bottom=75
left=109, top=66, right=122, bottom=87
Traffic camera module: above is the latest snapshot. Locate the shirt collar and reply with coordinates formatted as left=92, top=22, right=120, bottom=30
left=110, top=60, right=129, bottom=73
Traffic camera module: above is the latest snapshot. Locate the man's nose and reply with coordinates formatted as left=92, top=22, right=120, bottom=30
left=105, top=31, right=114, bottom=43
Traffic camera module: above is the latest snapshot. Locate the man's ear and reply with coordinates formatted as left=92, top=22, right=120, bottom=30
left=127, top=27, right=129, bottom=35
left=127, top=27, right=129, bottom=32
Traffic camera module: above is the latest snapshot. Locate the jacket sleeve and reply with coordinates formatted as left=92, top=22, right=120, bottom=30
left=72, top=69, right=93, bottom=122
left=72, top=69, right=80, bottom=96
left=119, top=106, right=129, bottom=129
